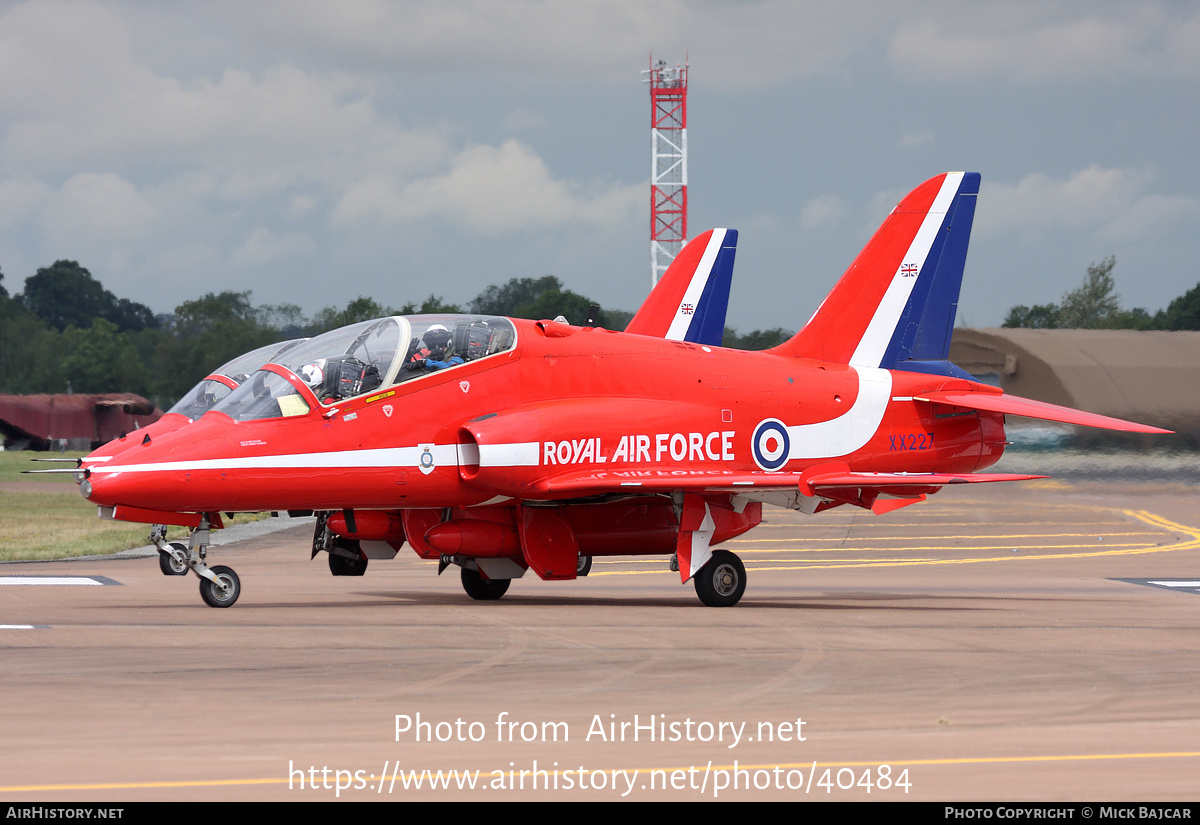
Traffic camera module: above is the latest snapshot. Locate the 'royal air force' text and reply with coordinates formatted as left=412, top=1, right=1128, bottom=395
left=542, top=433, right=736, bottom=466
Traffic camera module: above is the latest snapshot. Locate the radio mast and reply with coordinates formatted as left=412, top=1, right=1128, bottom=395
left=643, top=57, right=688, bottom=286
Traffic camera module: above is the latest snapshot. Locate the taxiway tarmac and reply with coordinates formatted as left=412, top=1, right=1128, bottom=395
left=2, top=480, right=1199, bottom=801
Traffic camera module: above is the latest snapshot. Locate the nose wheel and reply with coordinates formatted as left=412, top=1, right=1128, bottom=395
left=149, top=517, right=242, bottom=608
left=158, top=541, right=189, bottom=576
left=199, top=565, right=241, bottom=608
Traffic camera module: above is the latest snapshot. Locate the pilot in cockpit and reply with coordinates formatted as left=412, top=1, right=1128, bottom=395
left=403, top=324, right=464, bottom=373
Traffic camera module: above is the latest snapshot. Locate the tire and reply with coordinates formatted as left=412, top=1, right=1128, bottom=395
left=461, top=567, right=510, bottom=601
left=693, top=550, right=746, bottom=607
left=576, top=555, right=592, bottom=577
left=328, top=545, right=368, bottom=577
left=199, top=565, right=241, bottom=608
left=158, top=542, right=189, bottom=576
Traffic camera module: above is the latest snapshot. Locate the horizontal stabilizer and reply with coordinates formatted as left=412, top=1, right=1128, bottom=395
left=915, top=390, right=1172, bottom=434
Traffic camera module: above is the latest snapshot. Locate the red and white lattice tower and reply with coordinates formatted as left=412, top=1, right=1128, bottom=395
left=643, top=57, right=688, bottom=286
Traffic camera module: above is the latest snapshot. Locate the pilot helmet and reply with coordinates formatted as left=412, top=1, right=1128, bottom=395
left=424, top=324, right=452, bottom=352
left=299, top=360, right=325, bottom=388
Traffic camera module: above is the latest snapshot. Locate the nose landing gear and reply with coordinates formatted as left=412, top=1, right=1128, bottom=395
left=150, top=518, right=242, bottom=608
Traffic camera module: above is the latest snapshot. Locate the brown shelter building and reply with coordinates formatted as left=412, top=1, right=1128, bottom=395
left=949, top=329, right=1200, bottom=435
left=0, top=394, right=160, bottom=451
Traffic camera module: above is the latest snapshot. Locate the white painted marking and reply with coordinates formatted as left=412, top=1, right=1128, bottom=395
left=665, top=229, right=727, bottom=341
left=851, top=172, right=964, bottom=368
left=89, top=442, right=543, bottom=475
left=0, top=577, right=105, bottom=586
left=1, top=625, right=41, bottom=629
left=786, top=366, right=893, bottom=459
left=477, top=442, right=540, bottom=467
left=687, top=504, right=716, bottom=579
left=1149, top=581, right=1200, bottom=588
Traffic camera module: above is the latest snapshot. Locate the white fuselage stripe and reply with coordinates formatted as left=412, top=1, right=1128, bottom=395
left=477, top=442, right=540, bottom=467
left=786, top=366, right=893, bottom=459
left=851, top=172, right=964, bottom=368
left=88, top=443, right=538, bottom=474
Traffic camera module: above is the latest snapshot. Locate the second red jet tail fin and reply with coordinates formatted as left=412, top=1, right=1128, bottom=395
left=625, top=228, right=737, bottom=346
left=773, top=172, right=979, bottom=367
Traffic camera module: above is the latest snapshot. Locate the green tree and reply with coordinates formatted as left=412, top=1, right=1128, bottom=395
left=59, top=319, right=146, bottom=394
left=153, top=291, right=276, bottom=401
left=20, top=260, right=112, bottom=330
left=469, top=276, right=610, bottom=326
left=469, top=276, right=562, bottom=316
left=19, top=260, right=156, bottom=332
left=309, top=296, right=391, bottom=333
left=722, top=327, right=794, bottom=350
left=1002, top=303, right=1061, bottom=329
left=0, top=307, right=61, bottom=394
left=1056, top=256, right=1121, bottom=329
left=1156, top=282, right=1200, bottom=330
left=396, top=295, right=463, bottom=315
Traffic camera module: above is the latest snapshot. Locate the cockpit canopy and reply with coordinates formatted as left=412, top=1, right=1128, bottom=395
left=213, top=315, right=516, bottom=422
left=167, top=338, right=308, bottom=421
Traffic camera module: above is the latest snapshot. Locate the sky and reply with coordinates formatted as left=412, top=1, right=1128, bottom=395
left=1, top=0, right=1197, bottom=332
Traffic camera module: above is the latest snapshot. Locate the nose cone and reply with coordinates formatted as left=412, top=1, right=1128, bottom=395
left=81, top=413, right=191, bottom=467
left=82, top=414, right=235, bottom=513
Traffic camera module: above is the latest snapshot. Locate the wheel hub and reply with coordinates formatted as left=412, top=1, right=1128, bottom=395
left=714, top=565, right=737, bottom=596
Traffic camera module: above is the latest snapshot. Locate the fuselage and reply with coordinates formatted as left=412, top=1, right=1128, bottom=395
left=82, top=315, right=1007, bottom=517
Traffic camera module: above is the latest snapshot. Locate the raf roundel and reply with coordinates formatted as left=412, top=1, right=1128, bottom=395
left=752, top=418, right=791, bottom=472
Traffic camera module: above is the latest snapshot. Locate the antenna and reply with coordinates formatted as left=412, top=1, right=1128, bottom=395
left=642, top=56, right=688, bottom=286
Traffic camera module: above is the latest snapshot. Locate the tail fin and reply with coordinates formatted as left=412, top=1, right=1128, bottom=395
left=774, top=173, right=979, bottom=369
left=625, top=228, right=737, bottom=346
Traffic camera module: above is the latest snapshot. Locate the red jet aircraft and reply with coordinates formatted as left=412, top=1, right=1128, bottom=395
left=77, top=172, right=1168, bottom=608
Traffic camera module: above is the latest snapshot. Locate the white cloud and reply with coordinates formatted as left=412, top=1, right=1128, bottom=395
left=231, top=228, right=318, bottom=267
left=888, top=3, right=1200, bottom=82
left=975, top=165, right=1200, bottom=243
left=333, top=140, right=641, bottom=234
left=231, top=0, right=896, bottom=90
left=799, top=194, right=844, bottom=231
left=502, top=109, right=547, bottom=132
left=899, top=131, right=935, bottom=148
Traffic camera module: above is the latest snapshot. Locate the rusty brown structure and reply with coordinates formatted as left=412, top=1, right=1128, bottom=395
left=949, top=328, right=1200, bottom=435
left=0, top=394, right=161, bottom=451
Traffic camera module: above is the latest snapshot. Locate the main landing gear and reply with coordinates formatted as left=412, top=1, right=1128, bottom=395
left=311, top=514, right=369, bottom=576
left=460, top=567, right=511, bottom=600
left=151, top=519, right=242, bottom=608
left=693, top=550, right=746, bottom=608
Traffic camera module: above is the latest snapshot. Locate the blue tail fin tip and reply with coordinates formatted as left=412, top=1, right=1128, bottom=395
left=879, top=172, right=980, bottom=369
left=684, top=229, right=737, bottom=347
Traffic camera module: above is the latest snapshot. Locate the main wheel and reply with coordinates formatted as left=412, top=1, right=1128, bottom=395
left=693, top=550, right=746, bottom=607
left=328, top=543, right=368, bottom=576
left=199, top=565, right=241, bottom=608
left=576, top=555, right=592, bottom=577
left=158, top=542, right=189, bottom=576
left=461, top=567, right=510, bottom=601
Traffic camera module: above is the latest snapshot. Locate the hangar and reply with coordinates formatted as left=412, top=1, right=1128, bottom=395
left=949, top=328, right=1200, bottom=437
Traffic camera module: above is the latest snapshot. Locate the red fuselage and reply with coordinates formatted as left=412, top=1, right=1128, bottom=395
left=83, top=317, right=1006, bottom=517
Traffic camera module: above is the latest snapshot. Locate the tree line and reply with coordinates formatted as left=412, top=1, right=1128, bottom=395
left=1003, top=257, right=1200, bottom=331
left=0, top=261, right=789, bottom=408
